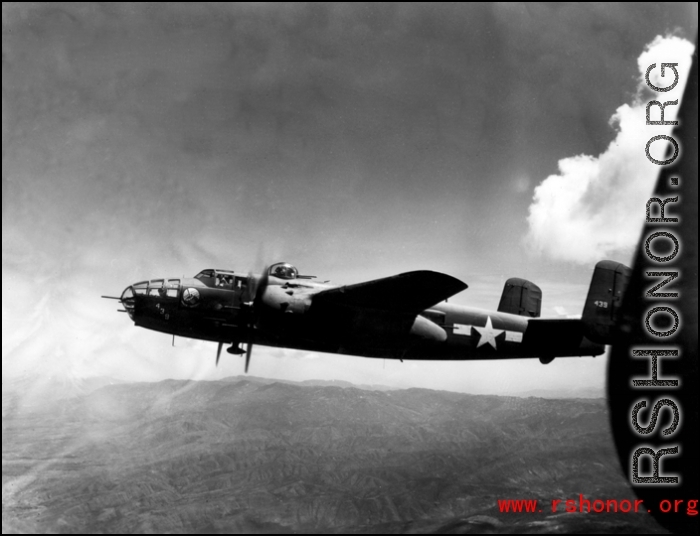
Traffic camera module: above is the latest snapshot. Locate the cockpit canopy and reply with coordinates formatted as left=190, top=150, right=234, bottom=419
left=194, top=268, right=235, bottom=280
left=269, top=262, right=298, bottom=280
left=194, top=268, right=237, bottom=288
left=193, top=264, right=304, bottom=283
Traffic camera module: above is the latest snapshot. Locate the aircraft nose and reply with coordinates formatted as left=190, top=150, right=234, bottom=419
left=120, top=285, right=136, bottom=319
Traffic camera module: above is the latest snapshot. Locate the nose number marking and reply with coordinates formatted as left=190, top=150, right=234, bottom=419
left=155, top=303, right=170, bottom=321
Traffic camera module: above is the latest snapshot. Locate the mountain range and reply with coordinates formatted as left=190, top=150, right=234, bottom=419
left=2, top=376, right=663, bottom=533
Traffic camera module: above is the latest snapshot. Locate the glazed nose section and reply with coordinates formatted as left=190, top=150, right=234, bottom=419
left=120, top=285, right=136, bottom=319
left=117, top=279, right=182, bottom=327
left=119, top=280, right=152, bottom=320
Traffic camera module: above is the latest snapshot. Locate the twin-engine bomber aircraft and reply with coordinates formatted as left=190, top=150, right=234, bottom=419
left=103, top=260, right=630, bottom=372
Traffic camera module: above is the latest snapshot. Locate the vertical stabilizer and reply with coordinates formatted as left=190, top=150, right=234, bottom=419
left=497, top=278, right=542, bottom=317
left=581, top=260, right=631, bottom=343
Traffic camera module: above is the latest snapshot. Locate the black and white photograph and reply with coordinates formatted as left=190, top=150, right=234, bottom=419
left=2, top=3, right=697, bottom=533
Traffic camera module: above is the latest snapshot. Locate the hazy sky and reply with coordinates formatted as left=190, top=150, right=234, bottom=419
left=2, top=3, right=697, bottom=397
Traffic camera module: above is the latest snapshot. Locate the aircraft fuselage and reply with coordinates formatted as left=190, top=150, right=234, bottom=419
left=120, top=272, right=604, bottom=362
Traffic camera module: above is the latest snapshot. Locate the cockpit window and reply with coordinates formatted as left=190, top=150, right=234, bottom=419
left=193, top=268, right=237, bottom=288
left=166, top=279, right=180, bottom=298
left=148, top=279, right=165, bottom=296
left=269, top=262, right=298, bottom=280
left=133, top=281, right=148, bottom=295
left=215, top=273, right=234, bottom=288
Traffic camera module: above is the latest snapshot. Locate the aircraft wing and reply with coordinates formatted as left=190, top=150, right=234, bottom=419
left=310, top=270, right=467, bottom=314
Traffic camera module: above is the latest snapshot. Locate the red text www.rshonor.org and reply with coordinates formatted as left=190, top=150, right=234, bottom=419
left=497, top=495, right=698, bottom=515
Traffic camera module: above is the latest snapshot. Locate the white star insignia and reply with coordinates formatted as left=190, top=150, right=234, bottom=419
left=474, top=316, right=504, bottom=349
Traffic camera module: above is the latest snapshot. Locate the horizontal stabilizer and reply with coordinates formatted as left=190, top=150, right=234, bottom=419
left=497, top=278, right=542, bottom=317
left=311, top=270, right=467, bottom=314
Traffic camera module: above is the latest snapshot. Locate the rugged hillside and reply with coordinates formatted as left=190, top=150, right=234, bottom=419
left=2, top=378, right=663, bottom=533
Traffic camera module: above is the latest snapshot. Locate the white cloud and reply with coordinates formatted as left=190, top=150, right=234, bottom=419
left=526, top=35, right=694, bottom=264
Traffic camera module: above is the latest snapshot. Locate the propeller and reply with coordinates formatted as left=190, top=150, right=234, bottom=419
left=242, top=266, right=269, bottom=373
left=212, top=261, right=269, bottom=371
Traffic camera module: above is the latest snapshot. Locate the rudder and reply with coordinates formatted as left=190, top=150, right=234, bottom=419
left=498, top=278, right=542, bottom=318
left=581, top=260, right=631, bottom=344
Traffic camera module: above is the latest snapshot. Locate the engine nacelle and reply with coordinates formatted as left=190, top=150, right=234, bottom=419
left=262, top=285, right=312, bottom=314
left=410, top=315, right=447, bottom=342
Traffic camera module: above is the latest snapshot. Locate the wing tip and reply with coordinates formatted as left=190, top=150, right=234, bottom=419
left=398, top=270, right=468, bottom=293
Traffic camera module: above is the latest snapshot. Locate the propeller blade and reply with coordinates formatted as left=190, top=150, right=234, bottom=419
left=244, top=316, right=256, bottom=373
left=241, top=264, right=269, bottom=374
left=244, top=271, right=257, bottom=304
left=216, top=341, right=223, bottom=366
left=255, top=266, right=269, bottom=303
left=245, top=341, right=252, bottom=373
